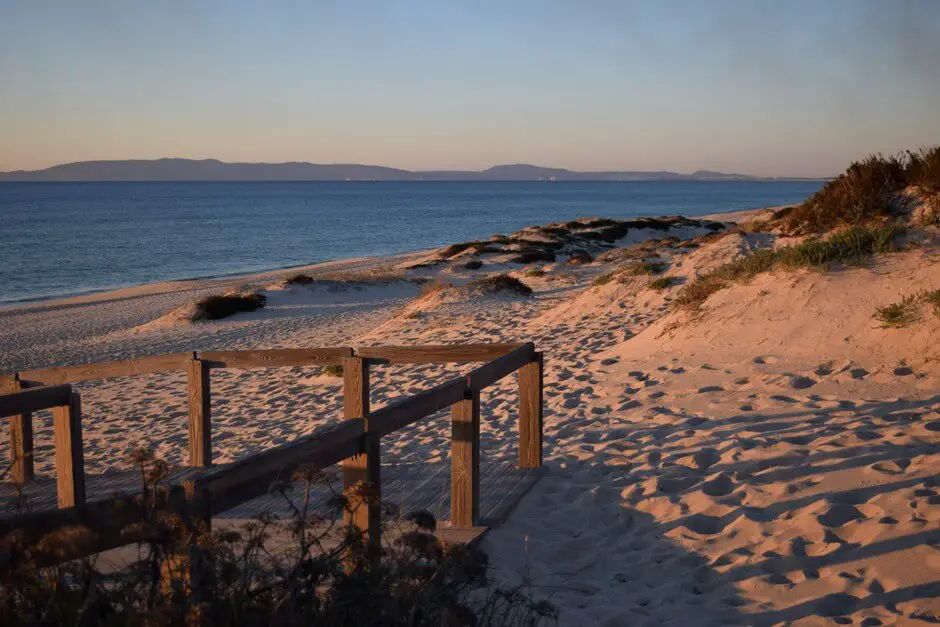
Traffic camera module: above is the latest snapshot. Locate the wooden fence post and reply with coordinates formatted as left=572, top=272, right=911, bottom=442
left=342, top=356, right=381, bottom=559
left=187, top=357, right=212, bottom=467
left=518, top=352, right=544, bottom=469
left=52, top=391, right=85, bottom=508
left=3, top=376, right=34, bottom=483
left=451, top=386, right=480, bottom=527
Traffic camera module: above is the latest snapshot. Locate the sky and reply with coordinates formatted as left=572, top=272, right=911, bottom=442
left=1, top=1, right=939, bottom=177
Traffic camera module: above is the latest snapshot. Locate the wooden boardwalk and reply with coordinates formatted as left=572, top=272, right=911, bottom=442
left=0, top=343, right=545, bottom=562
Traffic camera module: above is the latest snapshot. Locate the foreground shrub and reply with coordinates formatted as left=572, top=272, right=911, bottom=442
left=322, top=364, right=344, bottom=377
left=192, top=292, right=266, bottom=321
left=468, top=274, right=533, bottom=295
left=906, top=146, right=940, bottom=194
left=0, top=450, right=557, bottom=626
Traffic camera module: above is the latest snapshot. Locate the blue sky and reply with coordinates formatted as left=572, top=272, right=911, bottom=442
left=1, top=0, right=938, bottom=176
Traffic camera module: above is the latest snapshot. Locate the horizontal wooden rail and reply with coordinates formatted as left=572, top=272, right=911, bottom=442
left=19, top=353, right=194, bottom=385
left=200, top=348, right=352, bottom=369
left=356, top=343, right=524, bottom=364
left=368, top=378, right=469, bottom=438
left=0, top=384, right=73, bottom=418
left=466, top=343, right=535, bottom=391
left=185, top=420, right=365, bottom=516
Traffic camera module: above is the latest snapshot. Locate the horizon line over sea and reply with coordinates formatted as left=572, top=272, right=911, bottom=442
left=0, top=180, right=822, bottom=305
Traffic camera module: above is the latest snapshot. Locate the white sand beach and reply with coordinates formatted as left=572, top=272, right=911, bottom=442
left=2, top=208, right=939, bottom=625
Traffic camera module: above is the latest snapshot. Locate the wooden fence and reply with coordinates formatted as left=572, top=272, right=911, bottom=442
left=0, top=343, right=543, bottom=562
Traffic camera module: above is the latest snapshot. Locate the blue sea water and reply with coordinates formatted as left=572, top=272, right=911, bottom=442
left=0, top=181, right=822, bottom=304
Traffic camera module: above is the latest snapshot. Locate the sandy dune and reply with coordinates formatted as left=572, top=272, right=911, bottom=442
left=2, top=214, right=939, bottom=625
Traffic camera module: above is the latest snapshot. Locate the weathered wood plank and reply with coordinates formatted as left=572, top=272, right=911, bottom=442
left=466, top=342, right=535, bottom=391
left=0, top=384, right=73, bottom=419
left=368, top=378, right=468, bottom=438
left=356, top=343, right=524, bottom=364
left=187, top=359, right=212, bottom=467
left=52, top=392, right=85, bottom=509
left=3, top=377, right=34, bottom=483
left=518, top=352, right=544, bottom=469
left=186, top=420, right=364, bottom=516
left=19, top=353, right=193, bottom=385
left=451, top=389, right=480, bottom=527
left=199, top=348, right=353, bottom=369
left=341, top=357, right=380, bottom=557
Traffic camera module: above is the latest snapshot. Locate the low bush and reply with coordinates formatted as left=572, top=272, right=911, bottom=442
left=906, top=146, right=940, bottom=194
left=674, top=225, right=905, bottom=310
left=322, top=364, right=344, bottom=377
left=524, top=267, right=546, bottom=278
left=511, top=250, right=556, bottom=264
left=592, top=272, right=617, bottom=287
left=647, top=276, right=681, bottom=291
left=192, top=292, right=266, bottom=321
left=468, top=274, right=533, bottom=295
left=873, top=295, right=921, bottom=328
left=566, top=250, right=594, bottom=265
left=285, top=273, right=315, bottom=285
left=464, top=259, right=484, bottom=270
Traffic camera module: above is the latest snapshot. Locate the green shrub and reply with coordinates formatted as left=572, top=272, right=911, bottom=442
left=874, top=295, right=921, bottom=328
left=192, top=292, right=266, bottom=321
left=647, top=276, right=681, bottom=291
left=323, top=364, right=344, bottom=377
left=468, top=274, right=533, bottom=295
left=593, top=272, right=617, bottom=286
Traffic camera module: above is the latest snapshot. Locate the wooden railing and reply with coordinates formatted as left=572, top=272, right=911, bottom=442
left=0, top=343, right=544, bottom=561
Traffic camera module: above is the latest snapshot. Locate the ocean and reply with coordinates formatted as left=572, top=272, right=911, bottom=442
left=0, top=180, right=822, bottom=304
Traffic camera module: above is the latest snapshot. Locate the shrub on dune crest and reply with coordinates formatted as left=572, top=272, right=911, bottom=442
left=285, top=273, right=315, bottom=285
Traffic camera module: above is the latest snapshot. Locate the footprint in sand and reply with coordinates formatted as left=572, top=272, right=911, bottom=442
left=818, top=504, right=867, bottom=527
left=789, top=375, right=817, bottom=390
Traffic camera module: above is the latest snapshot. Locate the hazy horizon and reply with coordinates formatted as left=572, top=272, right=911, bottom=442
left=2, top=0, right=939, bottom=178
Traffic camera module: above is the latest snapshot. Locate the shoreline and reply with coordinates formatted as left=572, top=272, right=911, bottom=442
left=0, top=206, right=771, bottom=315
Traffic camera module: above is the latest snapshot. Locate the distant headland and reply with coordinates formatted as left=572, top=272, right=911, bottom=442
left=0, top=158, right=821, bottom=182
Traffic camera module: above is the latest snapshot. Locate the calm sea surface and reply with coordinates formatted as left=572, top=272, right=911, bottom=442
left=0, top=181, right=822, bottom=304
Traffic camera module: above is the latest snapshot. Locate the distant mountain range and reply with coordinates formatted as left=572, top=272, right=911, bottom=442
left=0, top=158, right=819, bottom=182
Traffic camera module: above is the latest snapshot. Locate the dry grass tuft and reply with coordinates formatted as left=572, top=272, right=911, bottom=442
left=873, top=295, right=921, bottom=328
left=647, top=276, right=681, bottom=291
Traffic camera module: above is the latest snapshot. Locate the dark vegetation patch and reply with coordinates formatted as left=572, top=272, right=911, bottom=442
left=439, top=241, right=493, bottom=258
left=285, top=273, right=315, bottom=285
left=593, top=272, right=617, bottom=287
left=322, top=363, right=344, bottom=377
left=924, top=289, right=940, bottom=318
left=647, top=276, right=682, bottom=291
left=468, top=274, right=533, bottom=295
left=783, top=146, right=940, bottom=233
left=524, top=267, right=546, bottom=278
left=511, top=250, right=556, bottom=264
left=566, top=250, right=594, bottom=265
left=674, top=225, right=906, bottom=310
left=192, top=292, right=266, bottom=321
left=624, top=261, right=667, bottom=276
left=464, top=259, right=484, bottom=270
